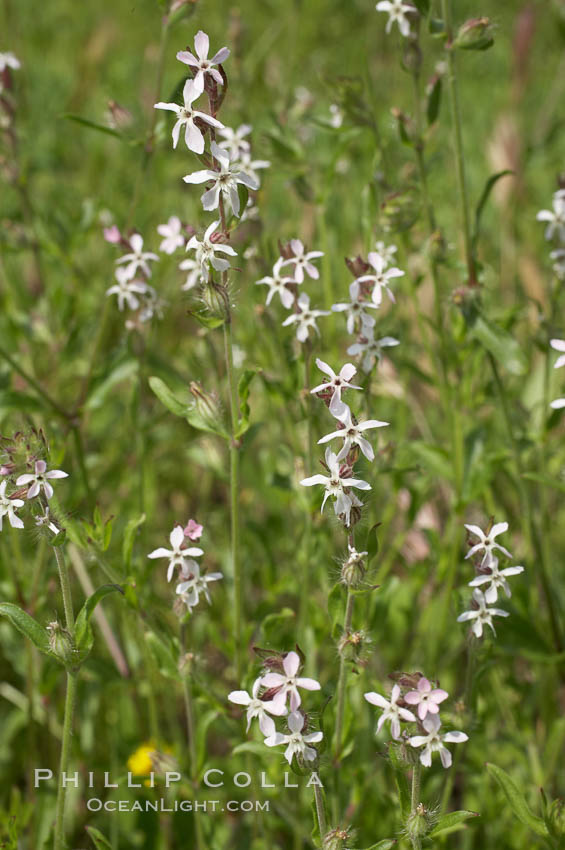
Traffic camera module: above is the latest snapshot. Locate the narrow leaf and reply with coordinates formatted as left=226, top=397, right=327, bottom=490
left=0, top=603, right=50, bottom=655
left=122, top=513, right=146, bottom=570
left=428, top=810, right=479, bottom=837
left=363, top=841, right=397, bottom=850
left=75, top=585, right=124, bottom=651
left=426, top=77, right=442, bottom=125
left=62, top=114, right=122, bottom=139
left=486, top=763, right=549, bottom=837
left=470, top=316, right=527, bottom=376
left=145, top=631, right=181, bottom=681
left=472, top=170, right=514, bottom=257
left=86, top=826, right=113, bottom=849
left=149, top=376, right=191, bottom=418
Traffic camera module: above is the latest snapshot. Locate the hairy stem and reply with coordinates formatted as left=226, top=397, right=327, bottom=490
left=409, top=762, right=422, bottom=850
left=53, top=672, right=77, bottom=850
left=313, top=782, right=327, bottom=842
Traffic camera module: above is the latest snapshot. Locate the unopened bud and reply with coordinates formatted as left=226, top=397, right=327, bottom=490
left=340, top=548, right=367, bottom=588
left=345, top=255, right=371, bottom=278
left=202, top=280, right=230, bottom=318
left=323, top=827, right=351, bottom=850
left=47, top=622, right=75, bottom=667
left=547, top=798, right=565, bottom=837
left=407, top=802, right=433, bottom=839
left=189, top=381, right=223, bottom=424
left=454, top=17, right=494, bottom=51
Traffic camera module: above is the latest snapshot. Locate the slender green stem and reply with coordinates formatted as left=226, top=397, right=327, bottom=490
left=441, top=0, right=475, bottom=284
left=223, top=319, right=242, bottom=678
left=313, top=782, right=327, bottom=842
left=71, top=425, right=93, bottom=503
left=334, top=588, right=354, bottom=759
left=299, top=346, right=314, bottom=634
left=180, top=625, right=204, bottom=850
left=53, top=546, right=74, bottom=631
left=409, top=762, right=422, bottom=850
left=53, top=671, right=77, bottom=850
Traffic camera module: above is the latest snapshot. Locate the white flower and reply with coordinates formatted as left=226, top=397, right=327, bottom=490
left=256, top=258, right=295, bottom=309
left=264, top=711, right=323, bottom=764
left=0, top=52, right=20, bottom=72
left=310, top=358, right=361, bottom=418
left=376, top=0, right=415, bottom=37
left=347, top=332, right=400, bottom=373
left=300, top=447, right=371, bottom=526
left=178, top=257, right=201, bottom=291
left=106, top=267, right=149, bottom=311
left=464, top=522, right=511, bottom=565
left=281, top=239, right=324, bottom=284
left=35, top=507, right=60, bottom=535
left=16, top=460, right=68, bottom=501
left=236, top=151, right=271, bottom=188
left=550, top=397, right=565, bottom=410
left=0, top=481, right=24, bottom=531
left=186, top=220, right=237, bottom=282
left=147, top=525, right=204, bottom=583
left=183, top=142, right=259, bottom=218
left=176, top=30, right=230, bottom=95
left=157, top=217, right=186, bottom=254
left=318, top=406, right=388, bottom=461
left=374, top=240, right=398, bottom=267
left=468, top=556, right=524, bottom=603
left=536, top=190, right=565, bottom=242
left=364, top=685, right=416, bottom=740
left=218, top=124, right=252, bottom=159
left=551, top=249, right=565, bottom=280
left=457, top=588, right=509, bottom=638
left=550, top=338, right=565, bottom=370
left=176, top=570, right=223, bottom=612
left=408, top=714, right=468, bottom=768
left=282, top=293, right=329, bottom=342
left=332, top=280, right=378, bottom=335
left=260, top=651, right=321, bottom=712
left=228, top=677, right=287, bottom=737
left=329, top=104, right=343, bottom=128
left=355, top=252, right=404, bottom=307
left=115, top=234, right=159, bottom=279
left=154, top=79, right=224, bottom=154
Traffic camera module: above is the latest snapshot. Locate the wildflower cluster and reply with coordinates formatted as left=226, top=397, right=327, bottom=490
left=364, top=672, right=468, bottom=769
left=333, top=242, right=401, bottom=374
left=457, top=520, right=524, bottom=638
left=229, top=649, right=323, bottom=765
left=105, top=229, right=163, bottom=327
left=147, top=519, right=222, bottom=614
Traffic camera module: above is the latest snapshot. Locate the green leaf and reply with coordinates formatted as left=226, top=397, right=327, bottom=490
left=428, top=810, right=479, bottom=837
left=148, top=376, right=191, bottom=418
left=86, top=826, right=113, bottom=849
left=426, top=76, right=442, bottom=125
left=74, top=585, right=124, bottom=652
left=471, top=170, right=514, bottom=258
left=122, top=514, right=146, bottom=571
left=486, top=763, right=549, bottom=837
left=145, top=631, right=181, bottom=681
left=259, top=607, right=296, bottom=643
left=62, top=114, right=122, bottom=139
left=470, top=316, right=527, bottom=376
left=362, top=841, right=397, bottom=850
left=188, top=310, right=225, bottom=330
left=0, top=603, right=50, bottom=655
left=365, top=523, right=380, bottom=566
left=522, top=472, right=565, bottom=495
left=236, top=368, right=260, bottom=438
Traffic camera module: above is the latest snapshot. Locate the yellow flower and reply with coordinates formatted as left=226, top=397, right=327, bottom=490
left=127, top=742, right=156, bottom=777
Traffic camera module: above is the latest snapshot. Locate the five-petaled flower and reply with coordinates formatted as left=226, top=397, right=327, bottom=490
left=183, top=142, right=259, bottom=218
left=281, top=239, right=324, bottom=284
left=184, top=519, right=203, bottom=541
left=16, top=460, right=68, bottom=501
left=404, top=678, right=449, bottom=721
left=154, top=79, right=224, bottom=154
left=176, top=569, right=223, bottom=612
left=147, top=525, right=204, bottom=582
left=331, top=280, right=378, bottom=335
left=374, top=240, right=398, bottom=267
left=186, top=220, right=237, bottom=282
left=282, top=293, right=330, bottom=342
left=468, top=557, right=524, bottom=603
left=256, top=258, right=296, bottom=309
left=318, top=405, right=388, bottom=462
left=300, top=447, right=371, bottom=526
left=228, top=677, right=287, bottom=736
left=408, top=714, right=468, bottom=768
left=375, top=0, right=415, bottom=37
left=347, top=332, right=400, bottom=373
left=176, top=30, right=230, bottom=95
left=115, top=234, right=159, bottom=280
left=264, top=710, right=323, bottom=764
left=157, top=217, right=186, bottom=254
left=364, top=684, right=416, bottom=740
left=464, top=521, right=512, bottom=565
left=355, top=252, right=404, bottom=307
left=218, top=124, right=252, bottom=159
left=310, top=359, right=361, bottom=419
left=260, top=651, right=321, bottom=713
left=0, top=481, right=24, bottom=531
left=457, top=588, right=509, bottom=638
left=536, top=190, right=565, bottom=242
left=106, top=267, right=149, bottom=311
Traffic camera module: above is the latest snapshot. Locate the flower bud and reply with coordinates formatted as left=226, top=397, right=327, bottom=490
left=189, top=381, right=224, bottom=428
left=406, top=802, right=433, bottom=840
left=202, top=280, right=230, bottom=319
left=401, top=41, right=422, bottom=74
left=47, top=621, right=75, bottom=668
left=340, top=548, right=367, bottom=588
left=454, top=17, right=494, bottom=51
left=380, top=189, right=420, bottom=233
left=322, top=828, right=351, bottom=850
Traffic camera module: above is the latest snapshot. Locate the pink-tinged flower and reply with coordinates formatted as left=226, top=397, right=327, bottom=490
left=311, top=358, right=361, bottom=419
left=176, top=30, right=230, bottom=95
left=404, top=678, right=449, bottom=721
left=355, top=252, right=404, bottom=307
left=184, top=519, right=203, bottom=541
left=550, top=338, right=565, bottom=369
left=16, top=460, right=68, bottom=501
left=468, top=556, right=524, bottom=603
left=154, top=79, right=224, bottom=154
left=183, top=142, right=259, bottom=218
left=260, top=651, right=321, bottom=712
left=318, top=406, right=389, bottom=462
left=347, top=331, right=400, bottom=373
left=103, top=225, right=122, bottom=244
left=281, top=239, right=324, bottom=284
left=281, top=293, right=330, bottom=342
left=218, top=124, right=252, bottom=159
left=115, top=234, right=159, bottom=280
left=228, top=677, right=287, bottom=737
left=176, top=570, right=223, bottom=612
left=256, top=258, right=296, bottom=309
left=264, top=711, right=323, bottom=764
left=457, top=588, right=509, bottom=638
left=186, top=219, right=237, bottom=282
left=464, top=521, right=511, bottom=565
left=106, top=267, right=149, bottom=311
left=332, top=280, right=378, bottom=335
left=147, top=525, right=203, bottom=583
left=157, top=216, right=186, bottom=254
left=364, top=684, right=416, bottom=740
left=375, top=0, right=415, bottom=37
left=300, top=447, right=371, bottom=527
left=0, top=481, right=24, bottom=531
left=408, top=714, right=468, bottom=769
